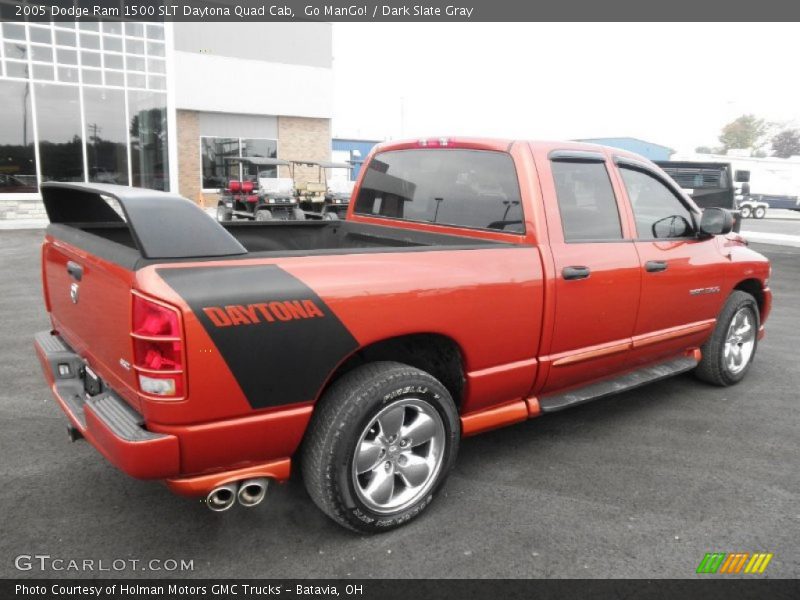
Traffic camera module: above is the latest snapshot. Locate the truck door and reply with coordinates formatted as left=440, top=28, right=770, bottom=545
left=613, top=158, right=726, bottom=364
left=538, top=152, right=642, bottom=394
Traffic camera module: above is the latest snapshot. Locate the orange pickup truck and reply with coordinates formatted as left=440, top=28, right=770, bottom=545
left=34, top=138, right=771, bottom=532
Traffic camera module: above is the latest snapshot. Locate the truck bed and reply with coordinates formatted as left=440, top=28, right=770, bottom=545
left=52, top=219, right=505, bottom=268
left=222, top=221, right=501, bottom=254
left=40, top=182, right=512, bottom=270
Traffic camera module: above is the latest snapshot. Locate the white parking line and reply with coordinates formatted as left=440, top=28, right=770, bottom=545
left=742, top=230, right=800, bottom=248
left=0, top=219, right=47, bottom=230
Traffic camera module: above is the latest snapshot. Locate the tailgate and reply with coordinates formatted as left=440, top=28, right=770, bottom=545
left=39, top=182, right=248, bottom=410
left=43, top=238, right=141, bottom=409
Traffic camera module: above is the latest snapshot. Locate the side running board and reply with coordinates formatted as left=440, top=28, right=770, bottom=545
left=539, top=355, right=699, bottom=413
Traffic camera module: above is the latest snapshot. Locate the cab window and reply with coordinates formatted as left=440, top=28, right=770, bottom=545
left=353, top=149, right=524, bottom=233
left=620, top=167, right=696, bottom=239
left=551, top=160, right=623, bottom=242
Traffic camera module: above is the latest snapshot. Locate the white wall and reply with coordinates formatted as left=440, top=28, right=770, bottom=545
left=172, top=51, right=333, bottom=119
left=173, top=23, right=332, bottom=69
left=198, top=112, right=278, bottom=138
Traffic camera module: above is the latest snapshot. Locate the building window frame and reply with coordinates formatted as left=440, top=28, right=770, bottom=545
left=199, top=136, right=280, bottom=193
left=0, top=18, right=171, bottom=200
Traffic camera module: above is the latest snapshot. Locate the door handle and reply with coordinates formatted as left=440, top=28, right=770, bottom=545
left=562, top=266, right=591, bottom=280
left=66, top=261, right=83, bottom=281
left=645, top=260, right=668, bottom=273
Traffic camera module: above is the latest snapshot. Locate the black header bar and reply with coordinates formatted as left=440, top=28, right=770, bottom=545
left=4, top=579, right=800, bottom=600
left=2, top=0, right=800, bottom=22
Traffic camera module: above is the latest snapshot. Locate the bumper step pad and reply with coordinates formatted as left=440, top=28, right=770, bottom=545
left=34, top=330, right=167, bottom=442
left=86, top=393, right=164, bottom=442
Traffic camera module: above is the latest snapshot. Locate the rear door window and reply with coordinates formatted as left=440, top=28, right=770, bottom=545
left=353, top=149, right=524, bottom=233
left=551, top=160, right=623, bottom=242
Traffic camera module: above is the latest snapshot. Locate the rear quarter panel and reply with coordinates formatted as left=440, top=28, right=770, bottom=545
left=137, top=245, right=545, bottom=425
left=288, top=246, right=545, bottom=415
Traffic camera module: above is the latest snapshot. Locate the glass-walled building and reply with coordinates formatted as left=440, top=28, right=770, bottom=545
left=0, top=14, right=334, bottom=220
left=0, top=18, right=169, bottom=198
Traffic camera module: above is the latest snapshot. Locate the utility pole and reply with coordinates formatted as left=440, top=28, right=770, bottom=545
left=23, top=82, right=29, bottom=147
left=88, top=123, right=101, bottom=174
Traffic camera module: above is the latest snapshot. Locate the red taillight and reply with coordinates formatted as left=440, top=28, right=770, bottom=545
left=133, top=294, right=180, bottom=337
left=131, top=292, right=185, bottom=399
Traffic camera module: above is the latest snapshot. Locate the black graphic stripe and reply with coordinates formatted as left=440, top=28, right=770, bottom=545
left=158, top=265, right=359, bottom=409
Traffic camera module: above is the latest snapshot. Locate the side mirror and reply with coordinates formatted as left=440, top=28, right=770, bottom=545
left=734, top=170, right=751, bottom=183
left=699, top=207, right=734, bottom=237
left=652, top=215, right=692, bottom=239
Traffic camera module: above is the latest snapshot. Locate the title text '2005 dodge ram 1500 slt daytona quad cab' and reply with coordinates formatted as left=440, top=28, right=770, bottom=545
left=35, top=139, right=771, bottom=532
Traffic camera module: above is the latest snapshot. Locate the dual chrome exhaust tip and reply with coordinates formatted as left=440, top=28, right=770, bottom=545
left=206, top=478, right=269, bottom=512
left=238, top=478, right=269, bottom=508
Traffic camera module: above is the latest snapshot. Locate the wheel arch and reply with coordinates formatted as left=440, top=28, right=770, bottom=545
left=733, top=278, right=766, bottom=318
left=314, top=333, right=467, bottom=411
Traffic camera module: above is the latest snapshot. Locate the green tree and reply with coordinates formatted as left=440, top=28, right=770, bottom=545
left=718, top=114, right=769, bottom=153
left=694, top=146, right=713, bottom=154
left=771, top=129, right=800, bottom=158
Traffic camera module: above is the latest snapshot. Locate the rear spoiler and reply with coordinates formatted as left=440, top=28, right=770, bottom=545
left=40, top=182, right=246, bottom=259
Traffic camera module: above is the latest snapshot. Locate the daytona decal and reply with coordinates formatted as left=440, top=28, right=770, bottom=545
left=157, top=265, right=358, bottom=409
left=203, top=299, right=324, bottom=327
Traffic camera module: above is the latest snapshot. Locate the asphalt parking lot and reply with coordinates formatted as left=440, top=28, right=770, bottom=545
left=1, top=229, right=798, bottom=579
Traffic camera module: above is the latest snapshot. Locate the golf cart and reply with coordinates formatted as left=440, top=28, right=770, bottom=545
left=216, top=157, right=304, bottom=222
left=293, top=160, right=354, bottom=220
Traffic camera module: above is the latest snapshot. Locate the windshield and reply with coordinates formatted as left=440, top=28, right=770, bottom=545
left=353, top=149, right=524, bottom=233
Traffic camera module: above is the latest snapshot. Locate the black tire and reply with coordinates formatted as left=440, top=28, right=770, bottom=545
left=695, top=291, right=760, bottom=386
left=216, top=204, right=232, bottom=222
left=323, top=211, right=339, bottom=220
left=740, top=206, right=752, bottom=219
left=302, top=362, right=460, bottom=533
left=255, top=208, right=272, bottom=221
left=754, top=206, right=767, bottom=219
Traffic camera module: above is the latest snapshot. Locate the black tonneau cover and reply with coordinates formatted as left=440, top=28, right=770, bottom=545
left=41, top=182, right=246, bottom=259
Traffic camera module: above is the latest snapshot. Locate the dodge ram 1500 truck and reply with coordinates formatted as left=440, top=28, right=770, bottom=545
left=34, top=139, right=772, bottom=532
